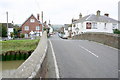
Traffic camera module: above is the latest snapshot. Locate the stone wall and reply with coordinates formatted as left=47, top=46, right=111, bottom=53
left=72, top=32, right=120, bottom=49
left=4, top=31, right=48, bottom=78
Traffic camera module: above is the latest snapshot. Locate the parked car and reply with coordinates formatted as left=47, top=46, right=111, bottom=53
left=62, top=34, right=68, bottom=39
left=58, top=33, right=68, bottom=39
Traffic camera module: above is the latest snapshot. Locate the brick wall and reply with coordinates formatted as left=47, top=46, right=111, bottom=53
left=21, top=15, right=42, bottom=34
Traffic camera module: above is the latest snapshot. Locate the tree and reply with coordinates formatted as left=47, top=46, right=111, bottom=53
left=13, top=25, right=21, bottom=38
left=20, top=33, right=24, bottom=38
left=1, top=24, right=7, bottom=37
left=10, top=32, right=14, bottom=38
left=0, top=24, right=2, bottom=37
left=13, top=28, right=18, bottom=38
left=68, top=24, right=72, bottom=27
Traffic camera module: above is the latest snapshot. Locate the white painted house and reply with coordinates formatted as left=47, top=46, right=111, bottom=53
left=62, top=24, right=72, bottom=38
left=48, top=24, right=54, bottom=35
left=72, top=10, right=118, bottom=36
left=8, top=27, right=13, bottom=39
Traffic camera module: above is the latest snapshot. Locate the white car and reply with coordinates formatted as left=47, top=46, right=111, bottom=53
left=62, top=34, right=68, bottom=39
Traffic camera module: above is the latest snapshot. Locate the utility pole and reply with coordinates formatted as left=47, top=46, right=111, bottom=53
left=41, top=11, right=44, bottom=32
left=6, top=11, right=9, bottom=38
left=41, top=11, right=43, bottom=24
left=49, top=20, right=50, bottom=24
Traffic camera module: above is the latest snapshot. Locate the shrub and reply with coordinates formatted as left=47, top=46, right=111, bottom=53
left=10, top=32, right=14, bottom=38
left=20, top=33, right=24, bottom=38
left=113, top=29, right=120, bottom=34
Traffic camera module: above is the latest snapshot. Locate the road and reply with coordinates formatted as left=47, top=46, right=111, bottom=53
left=47, top=33, right=118, bottom=78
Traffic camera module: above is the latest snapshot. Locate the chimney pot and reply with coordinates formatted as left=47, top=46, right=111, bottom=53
left=104, top=13, right=109, bottom=17
left=37, top=14, right=39, bottom=20
left=96, top=10, right=100, bottom=16
left=79, top=13, right=82, bottom=19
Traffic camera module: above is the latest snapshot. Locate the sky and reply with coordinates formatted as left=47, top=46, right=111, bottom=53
left=0, top=0, right=119, bottom=25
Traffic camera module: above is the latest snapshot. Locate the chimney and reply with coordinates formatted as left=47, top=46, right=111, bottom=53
left=37, top=14, right=39, bottom=20
left=79, top=13, right=82, bottom=19
left=96, top=10, right=100, bottom=16
left=104, top=13, right=109, bottom=17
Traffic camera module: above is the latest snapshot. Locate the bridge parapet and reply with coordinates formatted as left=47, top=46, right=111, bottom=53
left=72, top=32, right=120, bottom=49
left=5, top=31, right=47, bottom=78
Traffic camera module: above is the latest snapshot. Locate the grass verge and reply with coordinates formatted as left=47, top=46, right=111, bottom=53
left=1, top=39, right=39, bottom=54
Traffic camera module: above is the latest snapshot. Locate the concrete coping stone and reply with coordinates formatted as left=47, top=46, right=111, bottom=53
left=6, top=31, right=48, bottom=78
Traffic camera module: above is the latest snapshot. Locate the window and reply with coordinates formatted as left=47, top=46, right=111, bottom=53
left=86, top=22, right=91, bottom=29
left=25, top=34, right=28, bottom=38
left=24, top=26, right=29, bottom=30
left=30, top=19, right=35, bottom=23
left=112, top=24, right=117, bottom=29
left=92, top=22, right=97, bottom=29
left=36, top=26, right=40, bottom=30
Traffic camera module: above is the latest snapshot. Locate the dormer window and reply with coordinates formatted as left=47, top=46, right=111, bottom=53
left=30, top=19, right=35, bottom=23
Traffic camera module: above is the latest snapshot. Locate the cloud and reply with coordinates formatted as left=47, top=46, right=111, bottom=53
left=0, top=0, right=119, bottom=24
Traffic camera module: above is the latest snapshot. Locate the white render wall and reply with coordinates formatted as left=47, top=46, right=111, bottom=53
left=85, top=23, right=113, bottom=33
left=8, top=28, right=13, bottom=34
left=8, top=28, right=13, bottom=39
left=68, top=27, right=71, bottom=31
left=49, top=27, right=53, bottom=34
left=73, top=21, right=114, bottom=34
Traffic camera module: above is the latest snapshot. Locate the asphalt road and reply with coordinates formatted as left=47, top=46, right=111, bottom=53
left=48, top=33, right=118, bottom=78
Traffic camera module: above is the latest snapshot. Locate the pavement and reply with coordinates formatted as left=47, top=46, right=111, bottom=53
left=47, top=33, right=118, bottom=78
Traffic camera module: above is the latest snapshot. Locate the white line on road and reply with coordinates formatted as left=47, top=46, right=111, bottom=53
left=79, top=45, right=99, bottom=58
left=49, top=40, right=60, bottom=78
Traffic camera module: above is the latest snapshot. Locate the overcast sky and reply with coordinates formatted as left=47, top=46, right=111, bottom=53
left=0, top=0, right=119, bottom=25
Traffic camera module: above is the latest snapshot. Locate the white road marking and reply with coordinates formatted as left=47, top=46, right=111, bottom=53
left=119, top=70, right=120, bottom=72
left=79, top=45, right=99, bottom=58
left=49, top=40, right=60, bottom=78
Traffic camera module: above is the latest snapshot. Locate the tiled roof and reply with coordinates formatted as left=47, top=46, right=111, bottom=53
left=73, top=14, right=118, bottom=24
left=21, top=14, right=42, bottom=27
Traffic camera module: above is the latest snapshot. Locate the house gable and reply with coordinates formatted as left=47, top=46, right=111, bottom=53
left=21, top=14, right=41, bottom=27
left=21, top=14, right=42, bottom=35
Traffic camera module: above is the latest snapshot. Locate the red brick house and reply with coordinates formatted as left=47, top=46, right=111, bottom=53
left=21, top=14, right=42, bottom=38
